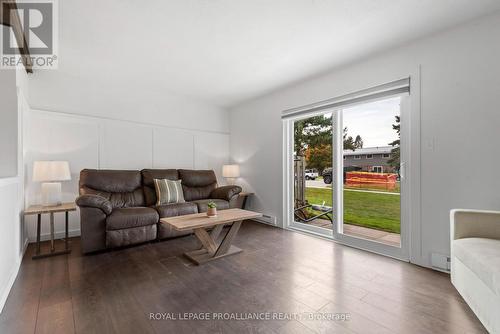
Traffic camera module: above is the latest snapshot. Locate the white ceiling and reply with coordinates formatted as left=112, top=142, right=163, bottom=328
left=58, top=0, right=500, bottom=108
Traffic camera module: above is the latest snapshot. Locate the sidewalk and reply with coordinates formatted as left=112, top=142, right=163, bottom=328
left=309, top=219, right=401, bottom=247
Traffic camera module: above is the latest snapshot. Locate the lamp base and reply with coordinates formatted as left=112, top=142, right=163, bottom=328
left=226, top=178, right=237, bottom=186
left=41, top=182, right=62, bottom=206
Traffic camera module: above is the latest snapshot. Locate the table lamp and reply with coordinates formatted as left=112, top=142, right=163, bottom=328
left=33, top=161, right=71, bottom=206
left=222, top=164, right=240, bottom=185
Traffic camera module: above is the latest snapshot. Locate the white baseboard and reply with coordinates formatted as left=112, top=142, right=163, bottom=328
left=28, top=229, right=81, bottom=243
left=0, top=237, right=29, bottom=314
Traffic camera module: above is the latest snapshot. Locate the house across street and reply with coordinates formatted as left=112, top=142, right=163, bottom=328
left=343, top=146, right=395, bottom=173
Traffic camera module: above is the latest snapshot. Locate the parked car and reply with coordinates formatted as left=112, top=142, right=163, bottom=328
left=322, top=166, right=362, bottom=184
left=305, top=169, right=319, bottom=180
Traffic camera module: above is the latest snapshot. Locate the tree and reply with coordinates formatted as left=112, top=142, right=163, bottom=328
left=294, top=115, right=363, bottom=173
left=294, top=115, right=363, bottom=156
left=294, top=115, right=332, bottom=156
left=305, top=144, right=332, bottom=174
left=343, top=131, right=364, bottom=151
left=354, top=135, right=363, bottom=149
left=388, top=115, right=400, bottom=169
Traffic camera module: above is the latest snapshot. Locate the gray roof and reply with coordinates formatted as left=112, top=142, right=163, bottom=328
left=343, top=146, right=393, bottom=156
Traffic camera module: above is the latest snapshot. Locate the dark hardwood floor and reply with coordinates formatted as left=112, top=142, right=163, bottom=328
left=0, top=221, right=486, bottom=334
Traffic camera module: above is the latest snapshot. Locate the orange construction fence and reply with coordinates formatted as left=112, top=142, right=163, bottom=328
left=346, top=171, right=398, bottom=190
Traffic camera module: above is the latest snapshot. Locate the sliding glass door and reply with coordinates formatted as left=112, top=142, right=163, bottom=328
left=291, top=111, right=334, bottom=237
left=332, top=96, right=409, bottom=259
left=284, top=80, right=411, bottom=260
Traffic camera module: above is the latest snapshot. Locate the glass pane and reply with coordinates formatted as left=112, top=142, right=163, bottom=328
left=342, top=97, right=401, bottom=247
left=293, top=112, right=333, bottom=231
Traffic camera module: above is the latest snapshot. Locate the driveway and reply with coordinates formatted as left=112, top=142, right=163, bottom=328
left=306, top=179, right=329, bottom=188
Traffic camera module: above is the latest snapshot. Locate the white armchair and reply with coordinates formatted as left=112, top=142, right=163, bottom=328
left=450, top=209, right=500, bottom=333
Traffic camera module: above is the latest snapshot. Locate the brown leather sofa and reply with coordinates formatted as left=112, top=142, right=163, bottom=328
left=75, top=169, right=242, bottom=254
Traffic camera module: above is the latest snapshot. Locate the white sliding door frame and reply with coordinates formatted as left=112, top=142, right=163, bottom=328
left=283, top=108, right=334, bottom=238
left=283, top=73, right=421, bottom=263
left=332, top=94, right=410, bottom=261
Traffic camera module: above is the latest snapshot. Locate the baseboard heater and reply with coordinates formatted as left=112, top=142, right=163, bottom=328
left=431, top=253, right=451, bottom=272
left=252, top=214, right=277, bottom=226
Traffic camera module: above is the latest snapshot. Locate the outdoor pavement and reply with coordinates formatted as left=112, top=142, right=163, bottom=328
left=306, top=179, right=329, bottom=188
left=309, top=219, right=401, bottom=247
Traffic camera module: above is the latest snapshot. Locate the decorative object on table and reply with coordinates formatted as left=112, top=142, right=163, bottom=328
left=222, top=164, right=240, bottom=185
left=33, top=161, right=71, bottom=206
left=207, top=201, right=217, bottom=217
left=24, top=202, right=76, bottom=259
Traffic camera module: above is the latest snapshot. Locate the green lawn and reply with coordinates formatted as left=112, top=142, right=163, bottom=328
left=304, top=187, right=400, bottom=233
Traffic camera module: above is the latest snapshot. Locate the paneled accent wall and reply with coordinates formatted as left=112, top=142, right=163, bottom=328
left=24, top=109, right=230, bottom=240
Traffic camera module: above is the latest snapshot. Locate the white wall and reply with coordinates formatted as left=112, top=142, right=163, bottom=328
left=0, top=69, right=18, bottom=178
left=0, top=65, right=29, bottom=312
left=23, top=109, right=230, bottom=241
left=28, top=70, right=229, bottom=133
left=229, top=13, right=500, bottom=268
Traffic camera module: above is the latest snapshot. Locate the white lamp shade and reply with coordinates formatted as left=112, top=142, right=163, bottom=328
left=33, top=161, right=71, bottom=182
left=222, top=164, right=240, bottom=178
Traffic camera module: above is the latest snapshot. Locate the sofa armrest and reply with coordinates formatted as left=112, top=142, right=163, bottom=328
left=451, top=209, right=500, bottom=241
left=79, top=207, right=107, bottom=253
left=76, top=194, right=113, bottom=215
left=210, top=185, right=242, bottom=201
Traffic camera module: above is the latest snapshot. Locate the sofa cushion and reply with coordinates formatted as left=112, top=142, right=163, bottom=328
left=141, top=169, right=179, bottom=206
left=191, top=199, right=229, bottom=213
left=158, top=224, right=192, bottom=239
left=106, top=224, right=157, bottom=248
left=80, top=169, right=142, bottom=193
left=210, top=185, right=242, bottom=201
left=81, top=187, right=145, bottom=209
left=453, top=237, right=500, bottom=295
left=80, top=169, right=145, bottom=208
left=155, top=202, right=198, bottom=218
left=106, top=207, right=159, bottom=230
left=178, top=169, right=217, bottom=201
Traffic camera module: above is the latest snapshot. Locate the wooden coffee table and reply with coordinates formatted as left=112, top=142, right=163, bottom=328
left=160, top=208, right=262, bottom=265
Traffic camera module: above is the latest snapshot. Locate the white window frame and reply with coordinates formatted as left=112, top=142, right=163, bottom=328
left=353, top=155, right=361, bottom=160
left=366, top=154, right=373, bottom=159
left=372, top=166, right=383, bottom=173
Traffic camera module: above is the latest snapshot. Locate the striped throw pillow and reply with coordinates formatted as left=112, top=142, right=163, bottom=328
left=153, top=179, right=185, bottom=205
